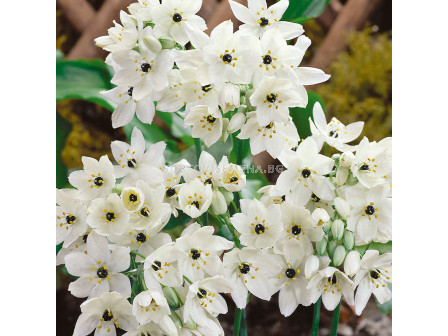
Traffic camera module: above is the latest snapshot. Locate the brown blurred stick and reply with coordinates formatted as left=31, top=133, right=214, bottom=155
left=309, top=0, right=381, bottom=70
left=205, top=0, right=247, bottom=33
left=198, top=0, right=218, bottom=24
left=317, top=0, right=342, bottom=31
left=67, top=0, right=135, bottom=60
left=57, top=0, right=96, bottom=33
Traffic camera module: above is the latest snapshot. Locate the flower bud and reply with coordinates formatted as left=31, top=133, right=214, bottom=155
left=327, top=240, right=337, bottom=258
left=332, top=245, right=346, bottom=266
left=344, top=250, right=361, bottom=276
left=158, top=36, right=176, bottom=50
left=304, top=255, right=320, bottom=279
left=219, top=188, right=234, bottom=203
left=312, top=208, right=330, bottom=228
left=343, top=230, right=355, bottom=251
left=221, top=118, right=229, bottom=143
left=183, top=316, right=197, bottom=330
left=112, top=183, right=123, bottom=195
left=212, top=190, right=227, bottom=215
left=162, top=287, right=181, bottom=308
left=331, top=153, right=341, bottom=163
left=334, top=197, right=350, bottom=220
left=227, top=112, right=246, bottom=134
left=336, top=166, right=349, bottom=186
left=143, top=35, right=162, bottom=53
left=316, top=236, right=327, bottom=256
left=346, top=172, right=359, bottom=186
left=340, top=151, right=355, bottom=167
left=331, top=219, right=344, bottom=241
left=169, top=311, right=184, bottom=328
left=323, top=219, right=332, bottom=233
left=220, top=83, right=240, bottom=113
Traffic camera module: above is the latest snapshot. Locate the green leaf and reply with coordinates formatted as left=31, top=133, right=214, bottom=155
left=157, top=111, right=195, bottom=147
left=56, top=58, right=115, bottom=111
left=355, top=241, right=392, bottom=255
left=207, top=136, right=234, bottom=163
left=282, top=0, right=331, bottom=24
left=290, top=91, right=325, bottom=139
left=56, top=111, right=72, bottom=188
left=163, top=211, right=191, bottom=230
left=376, top=283, right=392, bottom=314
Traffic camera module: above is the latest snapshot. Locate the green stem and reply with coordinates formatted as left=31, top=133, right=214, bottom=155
left=330, top=300, right=341, bottom=336
left=183, top=275, right=193, bottom=284
left=233, top=308, right=243, bottom=336
left=311, top=297, right=321, bottom=336
left=194, top=137, right=202, bottom=163
left=324, top=143, right=330, bottom=156
left=130, top=250, right=147, bottom=260
left=197, top=216, right=203, bottom=227
left=240, top=309, right=247, bottom=336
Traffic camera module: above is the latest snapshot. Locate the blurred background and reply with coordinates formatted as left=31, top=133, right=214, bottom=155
left=56, top=0, right=392, bottom=335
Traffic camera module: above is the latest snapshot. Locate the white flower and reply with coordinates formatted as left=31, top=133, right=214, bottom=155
left=162, top=161, right=188, bottom=216
left=111, top=127, right=165, bottom=187
left=344, top=250, right=361, bottom=277
left=231, top=199, right=282, bottom=248
left=144, top=244, right=186, bottom=288
left=218, top=156, right=247, bottom=192
left=68, top=155, right=116, bottom=201
left=133, top=289, right=170, bottom=324
left=250, top=72, right=307, bottom=126
left=310, top=102, right=364, bottom=152
left=227, top=111, right=246, bottom=134
left=183, top=151, right=221, bottom=189
left=345, top=183, right=392, bottom=244
left=124, top=317, right=177, bottom=336
left=152, top=0, right=208, bottom=47
left=178, top=178, right=213, bottom=218
left=258, top=185, right=286, bottom=206
left=228, top=0, right=304, bottom=40
left=223, top=247, right=282, bottom=308
left=56, top=189, right=88, bottom=248
left=73, top=292, right=137, bottom=336
left=95, top=11, right=141, bottom=52
left=128, top=0, right=157, bottom=21
left=238, top=112, right=300, bottom=159
left=351, top=137, right=392, bottom=188
left=56, top=231, right=90, bottom=266
left=220, top=83, right=240, bottom=113
left=202, top=20, right=259, bottom=85
left=175, top=223, right=234, bottom=282
left=184, top=105, right=223, bottom=147
left=276, top=138, right=335, bottom=205
left=65, top=231, right=131, bottom=299
left=87, top=193, right=130, bottom=236
left=307, top=267, right=355, bottom=311
left=184, top=275, right=233, bottom=326
left=354, top=250, right=392, bottom=315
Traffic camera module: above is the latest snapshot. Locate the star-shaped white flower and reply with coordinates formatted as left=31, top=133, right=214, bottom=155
left=184, top=105, right=223, bottom=147
left=178, top=178, right=213, bottom=218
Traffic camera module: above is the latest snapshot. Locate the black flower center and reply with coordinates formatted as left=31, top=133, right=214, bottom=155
left=106, top=212, right=116, bottom=221
left=311, top=193, right=320, bottom=202
left=360, top=164, right=369, bottom=171
left=173, top=12, right=182, bottom=22
left=329, top=130, right=339, bottom=138
left=191, top=201, right=200, bottom=209
left=129, top=193, right=138, bottom=202
left=139, top=206, right=149, bottom=217
left=128, top=87, right=133, bottom=96
left=191, top=249, right=201, bottom=260
left=102, top=309, right=113, bottom=321
left=66, top=215, right=76, bottom=224
left=255, top=224, right=265, bottom=234
left=141, top=63, right=151, bottom=72
left=259, top=17, right=269, bottom=27
left=94, top=177, right=104, bottom=186
left=82, top=234, right=88, bottom=243
left=265, top=122, right=273, bottom=129
left=127, top=158, right=136, bottom=168
left=230, top=176, right=238, bottom=183
left=301, top=169, right=311, bottom=178
left=263, top=55, right=272, bottom=64
left=328, top=274, right=337, bottom=284
left=291, top=225, right=302, bottom=235
left=202, top=84, right=212, bottom=92
left=136, top=233, right=147, bottom=243
left=285, top=268, right=296, bottom=279
left=370, top=270, right=380, bottom=279
left=166, top=187, right=176, bottom=197
left=206, top=115, right=216, bottom=123
left=152, top=261, right=161, bottom=271
left=222, top=54, right=233, bottom=63
left=266, top=93, right=276, bottom=103
left=365, top=205, right=375, bottom=215
left=240, top=263, right=250, bottom=274
left=204, top=178, right=213, bottom=186
left=97, top=267, right=108, bottom=278
left=197, top=288, right=207, bottom=299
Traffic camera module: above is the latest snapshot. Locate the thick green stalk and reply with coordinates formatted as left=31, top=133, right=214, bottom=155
left=233, top=308, right=243, bottom=336
left=330, top=301, right=341, bottom=336
left=240, top=309, right=247, bottom=336
left=311, top=297, right=321, bottom=336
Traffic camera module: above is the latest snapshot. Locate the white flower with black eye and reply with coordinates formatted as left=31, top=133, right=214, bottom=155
left=73, top=292, right=137, bottom=336
left=133, top=288, right=171, bottom=324
left=184, top=105, right=223, bottom=147
left=354, top=250, right=392, bottom=315
left=351, top=137, right=392, bottom=188
left=128, top=0, right=157, bottom=21
left=302, top=191, right=334, bottom=218
left=178, top=178, right=213, bottom=218
left=310, top=102, right=364, bottom=152
left=87, top=193, right=130, bottom=237
left=56, top=189, right=88, bottom=248
left=307, top=267, right=355, bottom=311
left=175, top=223, right=234, bottom=282
left=345, top=183, right=392, bottom=244
left=56, top=230, right=90, bottom=266
left=218, top=156, right=246, bottom=192
left=144, top=244, right=186, bottom=288
left=228, top=0, right=304, bottom=40
left=238, top=112, right=300, bottom=159
left=202, top=20, right=259, bottom=85
left=276, top=138, right=335, bottom=206
left=231, top=199, right=283, bottom=248
left=250, top=73, right=307, bottom=126
left=111, top=127, right=166, bottom=187
left=162, top=161, right=189, bottom=217
left=183, top=275, right=233, bottom=327
left=95, top=11, right=141, bottom=52
left=257, top=185, right=286, bottom=207
left=183, top=151, right=221, bottom=190
left=68, top=155, right=116, bottom=201
left=223, top=247, right=282, bottom=308
left=65, top=231, right=131, bottom=300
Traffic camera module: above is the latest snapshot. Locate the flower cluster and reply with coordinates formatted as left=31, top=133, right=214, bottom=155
left=57, top=1, right=392, bottom=335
